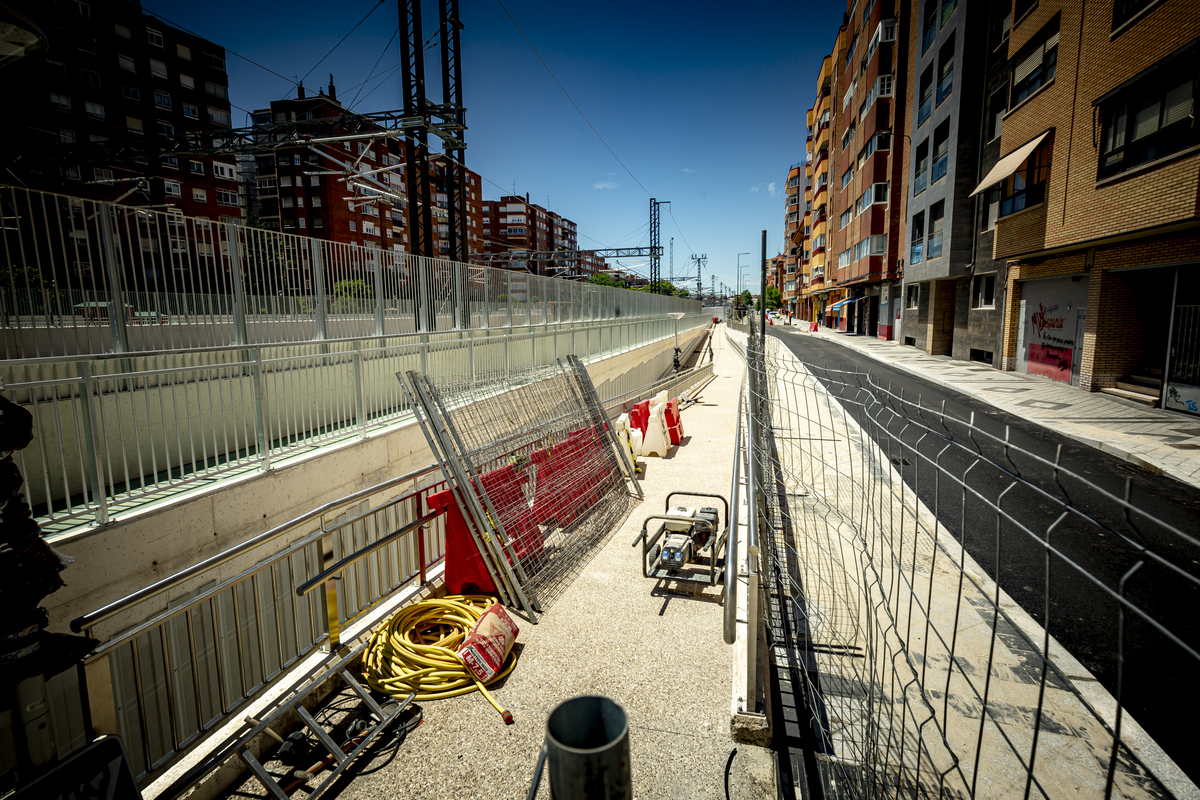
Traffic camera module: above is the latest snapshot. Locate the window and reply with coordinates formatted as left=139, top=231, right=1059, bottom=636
left=94, top=167, right=113, bottom=182
left=1011, top=16, right=1059, bottom=105
left=208, top=107, right=231, bottom=125
left=296, top=197, right=305, bottom=208
left=89, top=134, right=106, bottom=143
left=937, top=35, right=955, bottom=105
left=121, top=85, right=139, bottom=101
left=280, top=175, right=292, bottom=187
left=157, top=120, right=174, bottom=137
left=201, top=52, right=226, bottom=71
left=183, top=102, right=198, bottom=118
left=906, top=284, right=920, bottom=309
left=81, top=68, right=102, bottom=87
left=910, top=212, right=925, bottom=264
left=190, top=160, right=204, bottom=175
left=45, top=59, right=67, bottom=79
left=85, top=101, right=105, bottom=118
left=281, top=197, right=294, bottom=208
left=204, top=81, right=228, bottom=99
left=179, top=74, right=194, bottom=90
left=989, top=87, right=1007, bottom=140
left=147, top=28, right=164, bottom=48
left=1013, top=0, right=1037, bottom=25
left=313, top=217, right=324, bottom=229
left=842, top=121, right=856, bottom=149
left=1097, top=45, right=1198, bottom=180
left=216, top=189, right=238, bottom=206
left=310, top=175, right=320, bottom=186
left=918, top=65, right=934, bottom=125
left=298, top=217, right=306, bottom=229
left=212, top=162, right=237, bottom=180
left=349, top=221, right=357, bottom=232
left=914, top=139, right=929, bottom=195
left=192, top=188, right=207, bottom=202
left=126, top=116, right=143, bottom=133
left=117, top=55, right=136, bottom=73
left=153, top=89, right=173, bottom=109
left=50, top=92, right=71, bottom=110
left=972, top=274, right=996, bottom=308
left=841, top=166, right=854, bottom=188
left=932, top=122, right=950, bottom=183
left=115, top=23, right=130, bottom=38
left=163, top=156, right=178, bottom=170
left=164, top=179, right=182, bottom=197
left=59, top=129, right=75, bottom=144
left=150, top=59, right=167, bottom=79
left=840, top=209, right=852, bottom=228
left=999, top=139, right=1051, bottom=217
left=77, top=36, right=97, bottom=54
left=177, top=44, right=191, bottom=60
left=311, top=196, right=322, bottom=207
left=927, top=201, right=945, bottom=258
left=922, top=0, right=938, bottom=53
left=839, top=250, right=851, bottom=269
left=942, top=0, right=958, bottom=25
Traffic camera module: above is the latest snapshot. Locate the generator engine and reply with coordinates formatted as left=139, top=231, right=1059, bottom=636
left=655, top=506, right=720, bottom=572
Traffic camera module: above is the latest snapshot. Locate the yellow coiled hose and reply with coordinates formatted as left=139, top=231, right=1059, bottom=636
left=361, top=595, right=517, bottom=723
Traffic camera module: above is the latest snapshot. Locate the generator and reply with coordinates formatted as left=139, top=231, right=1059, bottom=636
left=633, top=492, right=728, bottom=588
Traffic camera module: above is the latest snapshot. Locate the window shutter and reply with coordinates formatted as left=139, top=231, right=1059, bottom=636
left=1043, top=30, right=1059, bottom=51
left=1132, top=98, right=1161, bottom=140
left=1162, top=81, right=1193, bottom=127
left=1013, top=48, right=1042, bottom=83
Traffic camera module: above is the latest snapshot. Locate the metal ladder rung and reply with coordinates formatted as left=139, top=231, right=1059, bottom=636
left=297, top=706, right=349, bottom=766
left=341, top=670, right=387, bottom=721
left=238, top=746, right=290, bottom=800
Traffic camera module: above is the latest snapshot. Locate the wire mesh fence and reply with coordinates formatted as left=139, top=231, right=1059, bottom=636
left=0, top=184, right=698, bottom=360
left=737, top=330, right=1198, bottom=798
left=404, top=355, right=638, bottom=614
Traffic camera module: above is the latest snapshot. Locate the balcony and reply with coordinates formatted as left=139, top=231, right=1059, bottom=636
left=922, top=24, right=935, bottom=53
left=914, top=169, right=928, bottom=195
left=927, top=230, right=943, bottom=259
left=937, top=70, right=953, bottom=105
left=918, top=93, right=932, bottom=126
left=932, top=153, right=948, bottom=183
left=910, top=237, right=924, bottom=265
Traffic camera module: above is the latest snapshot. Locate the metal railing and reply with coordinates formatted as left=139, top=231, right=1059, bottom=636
left=739, top=331, right=1199, bottom=797
left=4, top=313, right=706, bottom=531
left=70, top=462, right=449, bottom=786
left=1, top=185, right=699, bottom=360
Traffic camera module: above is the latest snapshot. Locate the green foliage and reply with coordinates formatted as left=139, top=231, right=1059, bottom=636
left=588, top=273, right=626, bottom=289
left=638, top=279, right=688, bottom=296
left=2, top=264, right=65, bottom=314
left=330, top=278, right=373, bottom=314
left=765, top=286, right=782, bottom=310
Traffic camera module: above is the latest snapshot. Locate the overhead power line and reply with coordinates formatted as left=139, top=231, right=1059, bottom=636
left=494, top=0, right=652, bottom=199
left=290, top=0, right=388, bottom=98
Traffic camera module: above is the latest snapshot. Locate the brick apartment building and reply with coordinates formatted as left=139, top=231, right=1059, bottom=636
left=3, top=0, right=240, bottom=221
left=782, top=163, right=805, bottom=315
left=250, top=81, right=483, bottom=259
left=897, top=0, right=1011, bottom=364
left=982, top=0, right=1199, bottom=408
left=832, top=0, right=911, bottom=340
left=481, top=195, right=592, bottom=278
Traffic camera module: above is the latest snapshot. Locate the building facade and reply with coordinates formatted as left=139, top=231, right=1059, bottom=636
left=985, top=0, right=1199, bottom=409
left=5, top=0, right=239, bottom=221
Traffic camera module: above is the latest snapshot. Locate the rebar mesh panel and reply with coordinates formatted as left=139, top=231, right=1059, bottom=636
left=425, top=359, right=637, bottom=610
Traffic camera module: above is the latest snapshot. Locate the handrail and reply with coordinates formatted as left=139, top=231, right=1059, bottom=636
left=723, top=373, right=746, bottom=644
left=71, top=461, right=442, bottom=633
left=296, top=509, right=443, bottom=597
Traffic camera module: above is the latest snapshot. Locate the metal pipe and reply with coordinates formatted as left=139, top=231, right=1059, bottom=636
left=296, top=511, right=440, bottom=596
left=71, top=462, right=442, bottom=633
left=723, top=374, right=746, bottom=644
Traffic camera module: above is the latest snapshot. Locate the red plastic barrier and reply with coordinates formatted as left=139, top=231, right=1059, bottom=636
left=428, top=486, right=497, bottom=595
left=663, top=398, right=684, bottom=445
left=809, top=321, right=818, bottom=332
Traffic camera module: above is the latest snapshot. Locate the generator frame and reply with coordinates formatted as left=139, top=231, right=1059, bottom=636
left=631, top=492, right=730, bottom=587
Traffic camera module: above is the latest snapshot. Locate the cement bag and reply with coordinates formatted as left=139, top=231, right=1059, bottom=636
left=457, top=602, right=519, bottom=683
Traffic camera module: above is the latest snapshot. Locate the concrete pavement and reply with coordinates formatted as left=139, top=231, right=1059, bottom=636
left=774, top=323, right=1200, bottom=489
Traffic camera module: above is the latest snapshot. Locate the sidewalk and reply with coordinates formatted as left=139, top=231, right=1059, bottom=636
left=220, top=332, right=774, bottom=800
left=778, top=324, right=1200, bottom=489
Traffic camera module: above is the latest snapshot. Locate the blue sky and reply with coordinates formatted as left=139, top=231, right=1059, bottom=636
left=150, top=0, right=847, bottom=293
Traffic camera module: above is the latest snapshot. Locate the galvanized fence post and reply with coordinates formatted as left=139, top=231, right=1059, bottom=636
left=97, top=203, right=129, bottom=354
left=250, top=347, right=271, bottom=470
left=229, top=228, right=250, bottom=346
left=353, top=341, right=366, bottom=438
left=312, top=242, right=328, bottom=340
left=417, top=256, right=433, bottom=333
left=76, top=361, right=109, bottom=526
left=372, top=249, right=385, bottom=338
left=482, top=267, right=490, bottom=329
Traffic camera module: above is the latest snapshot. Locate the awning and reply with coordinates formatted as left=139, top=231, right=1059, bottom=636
left=827, top=297, right=855, bottom=311
left=969, top=132, right=1050, bottom=197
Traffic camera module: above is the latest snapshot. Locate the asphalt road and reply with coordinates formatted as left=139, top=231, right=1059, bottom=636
left=768, top=328, right=1200, bottom=787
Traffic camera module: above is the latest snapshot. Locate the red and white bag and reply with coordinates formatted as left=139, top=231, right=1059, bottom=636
left=456, top=603, right=519, bottom=683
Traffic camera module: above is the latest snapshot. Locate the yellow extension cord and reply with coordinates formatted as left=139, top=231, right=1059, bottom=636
left=361, top=595, right=517, bottom=723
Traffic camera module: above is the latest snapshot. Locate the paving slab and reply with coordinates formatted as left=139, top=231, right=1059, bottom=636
left=777, top=325, right=1200, bottom=489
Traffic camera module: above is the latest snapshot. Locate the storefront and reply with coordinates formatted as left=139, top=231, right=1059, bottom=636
left=1014, top=276, right=1089, bottom=386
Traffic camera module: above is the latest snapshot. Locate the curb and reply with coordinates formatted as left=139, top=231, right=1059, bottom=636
left=780, top=328, right=1192, bottom=488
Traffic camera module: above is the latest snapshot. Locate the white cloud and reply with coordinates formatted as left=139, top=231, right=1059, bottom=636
left=681, top=167, right=696, bottom=173
left=593, top=180, right=617, bottom=190
left=749, top=184, right=762, bottom=193
left=768, top=182, right=778, bottom=196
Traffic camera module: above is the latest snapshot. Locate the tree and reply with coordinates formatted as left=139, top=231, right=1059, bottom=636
left=588, top=273, right=627, bottom=289
left=740, top=290, right=752, bottom=308
left=765, top=286, right=782, bottom=310
left=330, top=278, right=372, bottom=314
left=638, top=279, right=683, bottom=295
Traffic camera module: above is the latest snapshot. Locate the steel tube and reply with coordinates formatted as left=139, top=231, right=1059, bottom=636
left=723, top=374, right=746, bottom=645
left=296, top=510, right=440, bottom=596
